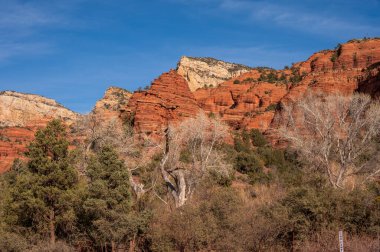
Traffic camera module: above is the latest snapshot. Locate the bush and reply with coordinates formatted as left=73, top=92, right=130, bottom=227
left=234, top=151, right=264, bottom=174
left=249, top=129, right=267, bottom=147
left=233, top=79, right=240, bottom=84
left=259, top=180, right=380, bottom=250
left=257, top=147, right=285, bottom=168
left=265, top=103, right=278, bottom=112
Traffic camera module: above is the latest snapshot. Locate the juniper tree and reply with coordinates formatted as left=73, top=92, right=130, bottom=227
left=4, top=119, right=78, bottom=245
left=83, top=146, right=139, bottom=251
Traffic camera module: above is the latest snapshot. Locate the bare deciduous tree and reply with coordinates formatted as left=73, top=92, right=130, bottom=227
left=279, top=92, right=380, bottom=188
left=158, top=113, right=231, bottom=207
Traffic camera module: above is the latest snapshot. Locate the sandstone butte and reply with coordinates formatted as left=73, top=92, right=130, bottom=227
left=1, top=38, right=380, bottom=173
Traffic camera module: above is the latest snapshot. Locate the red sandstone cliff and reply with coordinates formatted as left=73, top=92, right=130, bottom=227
left=192, top=38, right=380, bottom=132
left=122, top=70, right=201, bottom=138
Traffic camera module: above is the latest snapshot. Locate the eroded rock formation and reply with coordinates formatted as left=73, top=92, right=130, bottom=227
left=122, top=70, right=200, bottom=138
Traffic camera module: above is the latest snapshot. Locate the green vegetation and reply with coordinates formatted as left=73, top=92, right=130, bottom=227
left=330, top=43, right=342, bottom=62
left=265, top=103, right=278, bottom=111
left=241, top=77, right=256, bottom=83
left=353, top=52, right=358, bottom=67
left=82, top=146, right=144, bottom=249
left=1, top=120, right=78, bottom=247
left=289, top=67, right=304, bottom=84
left=258, top=70, right=279, bottom=83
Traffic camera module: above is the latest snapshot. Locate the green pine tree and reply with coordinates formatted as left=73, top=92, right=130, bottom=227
left=4, top=119, right=78, bottom=245
left=83, top=146, right=137, bottom=250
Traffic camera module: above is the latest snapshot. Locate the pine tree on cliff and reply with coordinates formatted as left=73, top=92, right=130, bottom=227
left=83, top=146, right=140, bottom=251
left=4, top=119, right=78, bottom=245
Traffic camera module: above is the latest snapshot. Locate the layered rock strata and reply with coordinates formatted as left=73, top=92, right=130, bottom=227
left=122, top=70, right=201, bottom=138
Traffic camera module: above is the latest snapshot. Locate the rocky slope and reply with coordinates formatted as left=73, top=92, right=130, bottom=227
left=0, top=91, right=79, bottom=173
left=177, top=56, right=252, bottom=91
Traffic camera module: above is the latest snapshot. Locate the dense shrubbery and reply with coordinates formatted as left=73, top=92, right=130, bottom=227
left=0, top=118, right=379, bottom=251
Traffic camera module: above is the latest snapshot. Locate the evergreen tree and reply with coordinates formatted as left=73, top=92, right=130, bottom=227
left=4, top=119, right=78, bottom=245
left=84, top=146, right=137, bottom=250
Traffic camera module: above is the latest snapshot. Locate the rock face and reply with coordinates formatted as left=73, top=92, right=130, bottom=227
left=177, top=56, right=252, bottom=91
left=0, top=91, right=78, bottom=127
left=192, top=38, right=380, bottom=132
left=122, top=70, right=200, bottom=138
left=357, top=62, right=380, bottom=98
left=0, top=91, right=79, bottom=173
left=194, top=69, right=289, bottom=131
left=93, top=86, right=132, bottom=122
left=282, top=38, right=380, bottom=103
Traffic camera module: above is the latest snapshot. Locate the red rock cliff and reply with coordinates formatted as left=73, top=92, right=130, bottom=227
left=122, top=70, right=201, bottom=138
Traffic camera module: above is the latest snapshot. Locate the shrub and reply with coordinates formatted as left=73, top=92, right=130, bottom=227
left=330, top=53, right=337, bottom=62
left=233, top=79, right=240, bottom=84
left=234, top=151, right=264, bottom=174
left=257, top=147, right=286, bottom=168
left=249, top=129, right=267, bottom=147
left=265, top=103, right=278, bottom=112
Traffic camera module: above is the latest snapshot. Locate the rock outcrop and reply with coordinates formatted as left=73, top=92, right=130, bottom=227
left=177, top=56, right=252, bottom=91
left=0, top=91, right=79, bottom=173
left=122, top=70, right=200, bottom=138
left=93, top=86, right=132, bottom=122
left=191, top=38, right=380, bottom=132
left=0, top=91, right=78, bottom=127
left=282, top=38, right=380, bottom=103
left=194, top=69, right=288, bottom=131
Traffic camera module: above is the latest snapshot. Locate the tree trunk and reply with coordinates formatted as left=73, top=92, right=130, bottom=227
left=175, top=170, right=187, bottom=207
left=49, top=209, right=56, bottom=245
left=111, top=241, right=116, bottom=252
left=129, top=234, right=136, bottom=252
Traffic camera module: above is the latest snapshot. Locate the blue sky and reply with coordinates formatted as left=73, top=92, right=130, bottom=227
left=0, top=0, right=379, bottom=113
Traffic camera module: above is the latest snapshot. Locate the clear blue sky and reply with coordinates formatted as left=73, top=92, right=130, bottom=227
left=0, top=0, right=379, bottom=113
